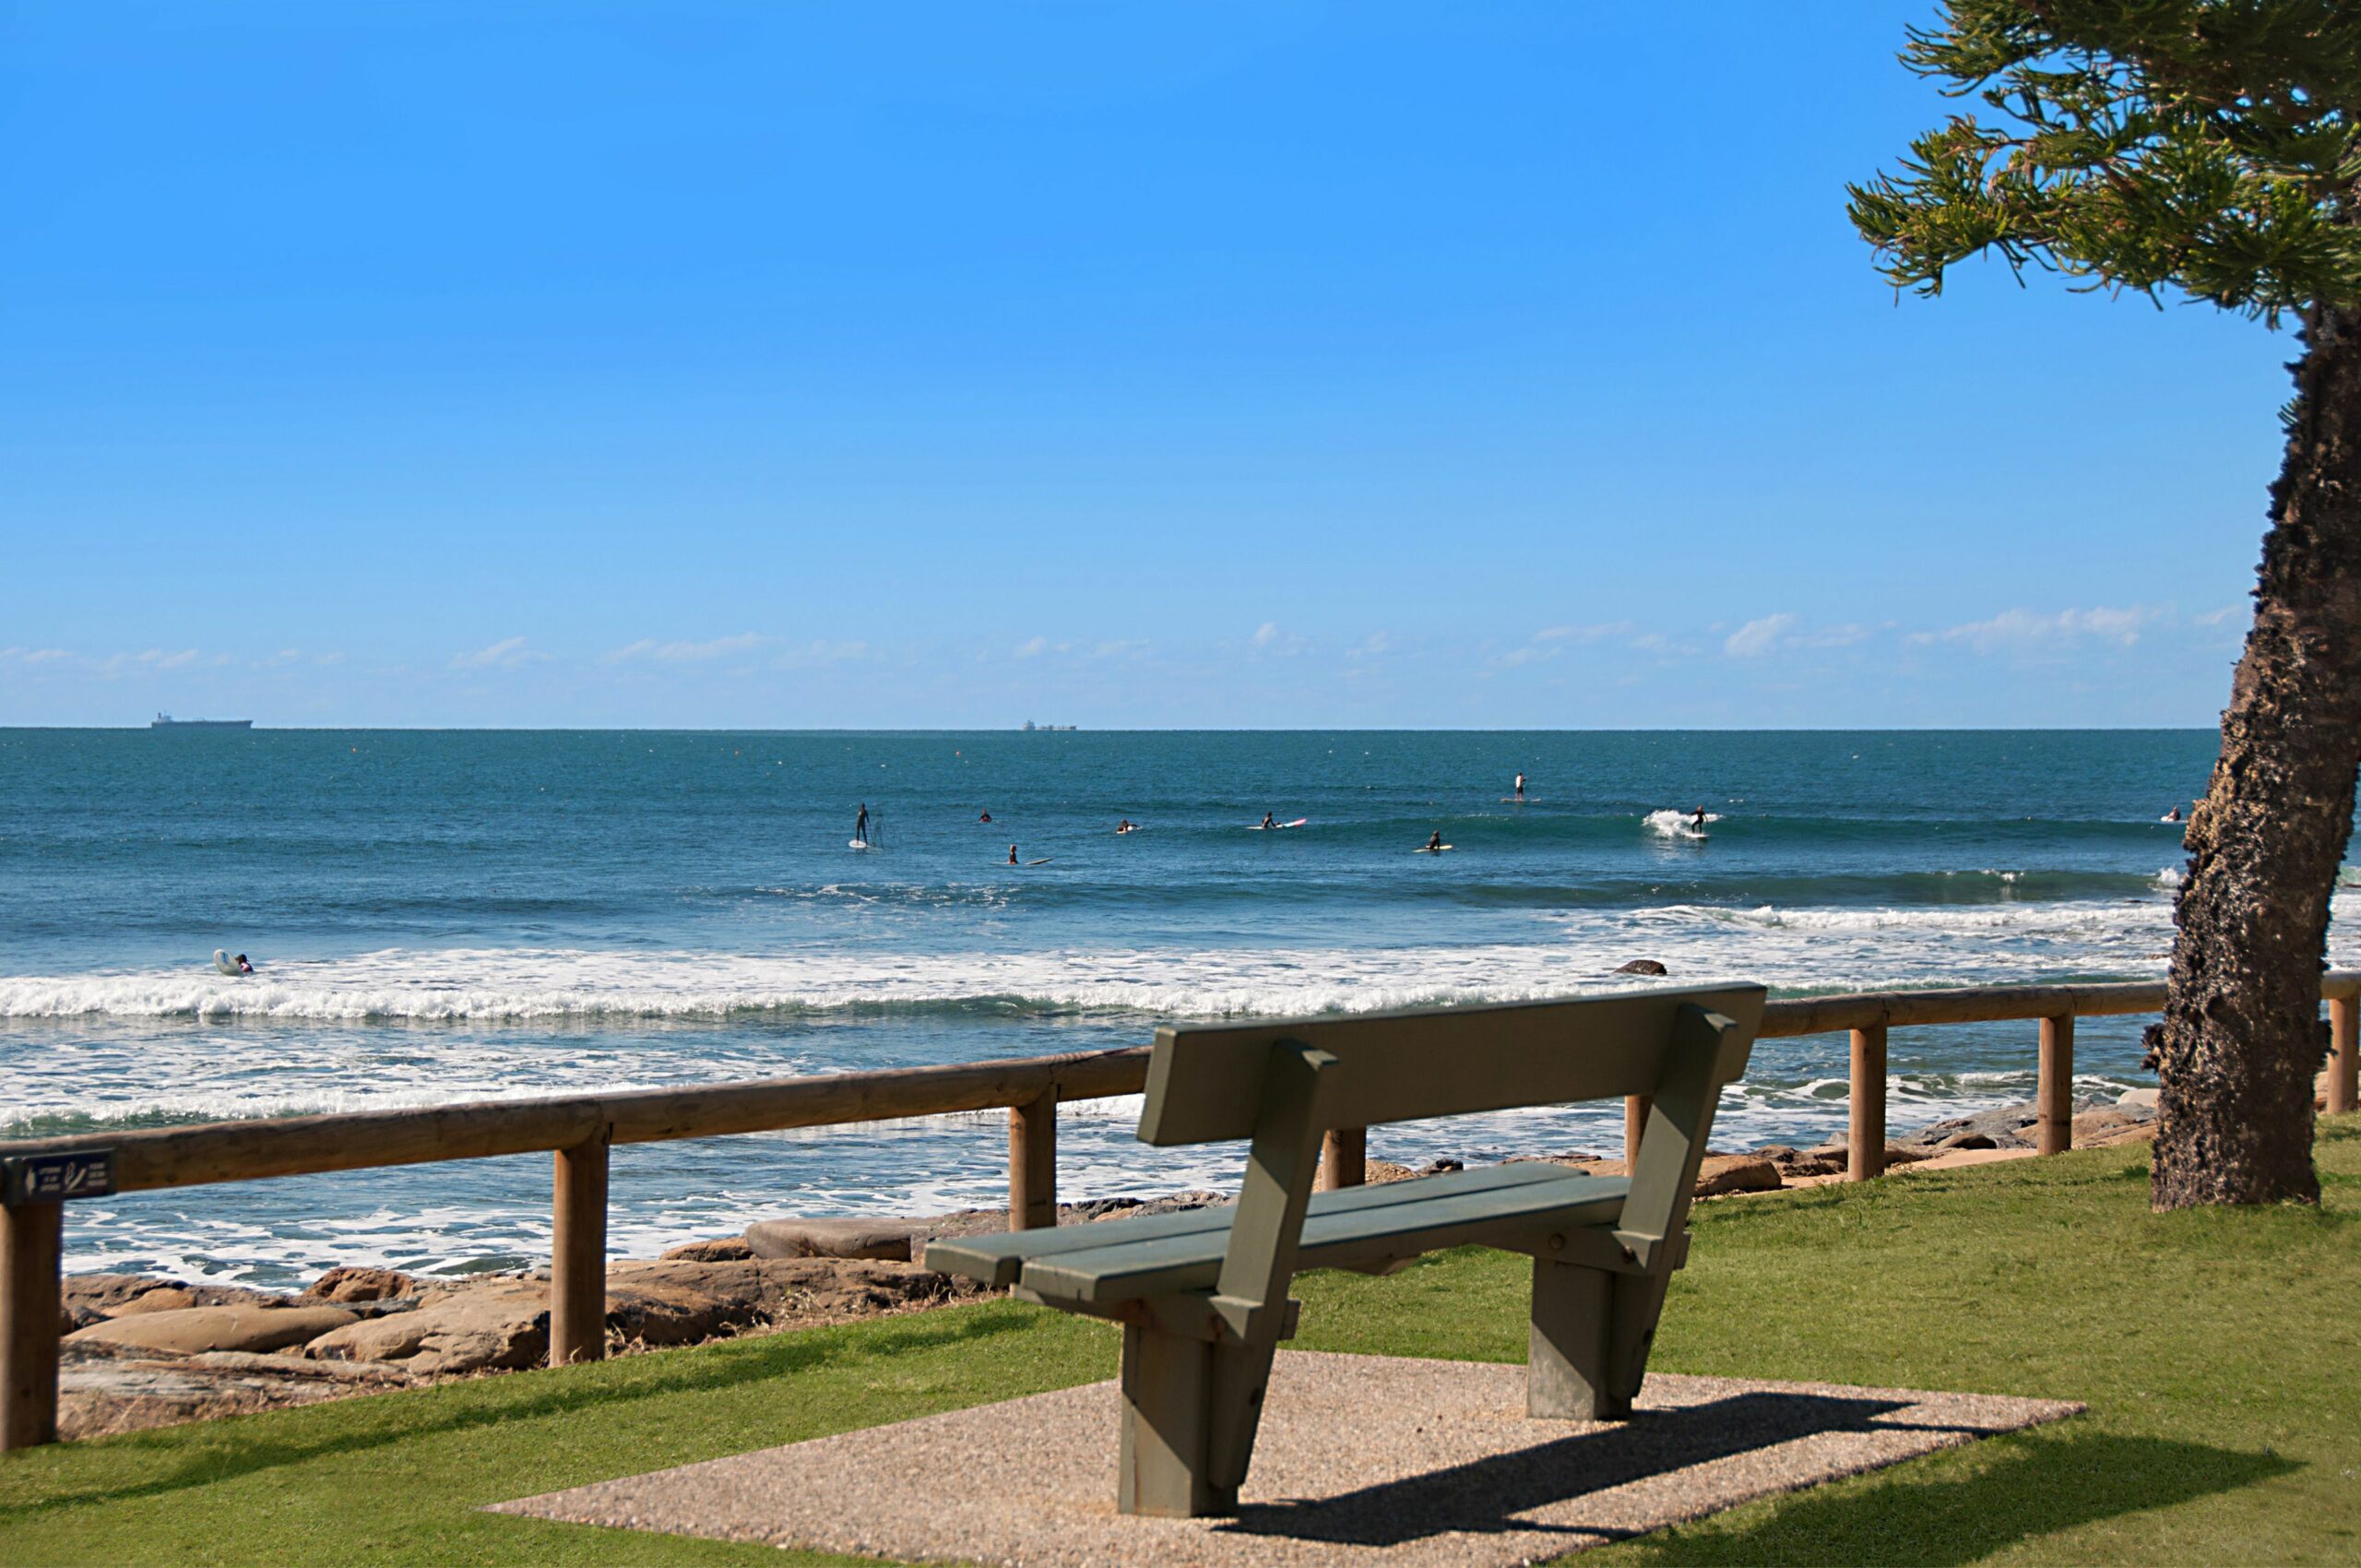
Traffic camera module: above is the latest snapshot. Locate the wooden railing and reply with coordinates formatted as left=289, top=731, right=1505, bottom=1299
left=2, top=971, right=2355, bottom=1450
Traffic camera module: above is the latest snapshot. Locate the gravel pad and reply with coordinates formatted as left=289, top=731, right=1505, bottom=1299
left=491, top=1350, right=2080, bottom=1566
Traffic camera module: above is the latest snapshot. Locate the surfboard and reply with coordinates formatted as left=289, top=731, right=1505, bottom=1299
left=849, top=839, right=872, bottom=849
left=1250, top=818, right=1309, bottom=830
left=1500, top=798, right=1532, bottom=804
left=1026, top=858, right=1054, bottom=866
left=212, top=948, right=242, bottom=976
left=1415, top=845, right=1454, bottom=853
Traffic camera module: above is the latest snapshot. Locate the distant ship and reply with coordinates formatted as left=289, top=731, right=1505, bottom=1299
left=1021, top=719, right=1078, bottom=732
left=149, top=713, right=253, bottom=730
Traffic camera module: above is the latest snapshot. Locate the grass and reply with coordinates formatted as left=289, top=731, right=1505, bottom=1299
left=4, top=1121, right=2357, bottom=1566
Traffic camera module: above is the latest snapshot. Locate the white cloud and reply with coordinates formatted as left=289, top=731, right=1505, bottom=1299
left=1721, top=615, right=1870, bottom=659
left=0, top=647, right=71, bottom=666
left=450, top=636, right=535, bottom=671
left=1348, top=632, right=1394, bottom=659
left=1014, top=636, right=1056, bottom=659
left=95, top=647, right=203, bottom=677
left=1724, top=614, right=1798, bottom=658
left=1252, top=622, right=1282, bottom=647
left=1534, top=621, right=1632, bottom=645
left=603, top=633, right=768, bottom=665
left=2194, top=604, right=2242, bottom=627
left=1908, top=605, right=2165, bottom=654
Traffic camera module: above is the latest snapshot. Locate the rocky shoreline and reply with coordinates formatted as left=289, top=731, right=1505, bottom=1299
left=53, top=1093, right=2165, bottom=1442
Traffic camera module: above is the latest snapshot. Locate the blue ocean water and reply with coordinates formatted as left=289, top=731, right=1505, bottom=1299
left=2, top=728, right=2352, bottom=1286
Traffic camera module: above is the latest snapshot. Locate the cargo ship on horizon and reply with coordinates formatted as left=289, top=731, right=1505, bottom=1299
left=149, top=713, right=254, bottom=730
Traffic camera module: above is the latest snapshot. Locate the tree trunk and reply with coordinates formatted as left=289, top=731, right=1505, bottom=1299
left=2153, top=303, right=2361, bottom=1210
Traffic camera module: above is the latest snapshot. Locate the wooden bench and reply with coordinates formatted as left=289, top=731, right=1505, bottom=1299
left=924, top=982, right=1766, bottom=1517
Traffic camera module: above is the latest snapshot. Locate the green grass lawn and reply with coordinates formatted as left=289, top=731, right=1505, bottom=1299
left=5, top=1121, right=2356, bottom=1566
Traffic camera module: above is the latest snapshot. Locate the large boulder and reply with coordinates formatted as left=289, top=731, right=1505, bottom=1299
left=61, top=1275, right=279, bottom=1333
left=744, top=1218, right=930, bottom=1263
left=658, top=1239, right=755, bottom=1263
left=1615, top=959, right=1669, bottom=977
left=303, top=1267, right=421, bottom=1303
left=604, top=1257, right=974, bottom=1348
left=65, top=1302, right=357, bottom=1358
left=305, top=1278, right=549, bottom=1376
left=1693, top=1154, right=1782, bottom=1195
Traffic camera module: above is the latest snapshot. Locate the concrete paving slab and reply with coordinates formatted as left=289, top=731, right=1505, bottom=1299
left=492, top=1350, right=2080, bottom=1566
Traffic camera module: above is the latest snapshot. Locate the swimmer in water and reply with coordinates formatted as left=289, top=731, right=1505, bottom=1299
left=979, top=811, right=992, bottom=824
left=234, top=954, right=254, bottom=974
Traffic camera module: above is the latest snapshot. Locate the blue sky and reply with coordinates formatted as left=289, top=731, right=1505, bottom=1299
left=0, top=2, right=2288, bottom=728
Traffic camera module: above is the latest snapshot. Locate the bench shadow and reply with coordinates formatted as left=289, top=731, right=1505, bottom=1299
left=1221, top=1393, right=2293, bottom=1563
left=1223, top=1391, right=1916, bottom=1548
left=6, top=1306, right=1044, bottom=1520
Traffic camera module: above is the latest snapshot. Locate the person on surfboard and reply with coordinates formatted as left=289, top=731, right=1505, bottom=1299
left=1008, top=844, right=1019, bottom=866
left=1691, top=806, right=1708, bottom=831
left=1116, top=818, right=1135, bottom=835
left=1423, top=830, right=1444, bottom=853
left=855, top=803, right=871, bottom=845
left=1513, top=772, right=1526, bottom=801
left=1260, top=812, right=1278, bottom=830
left=979, top=811, right=991, bottom=824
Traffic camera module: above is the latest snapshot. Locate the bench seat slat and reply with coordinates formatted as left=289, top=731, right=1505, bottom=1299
left=1016, top=1172, right=1628, bottom=1304
left=924, top=1161, right=1581, bottom=1289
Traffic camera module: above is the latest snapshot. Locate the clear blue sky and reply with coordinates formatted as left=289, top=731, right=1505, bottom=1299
left=0, top=2, right=2289, bottom=728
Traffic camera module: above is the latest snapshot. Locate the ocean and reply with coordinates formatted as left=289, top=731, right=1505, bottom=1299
left=4, top=728, right=2354, bottom=1287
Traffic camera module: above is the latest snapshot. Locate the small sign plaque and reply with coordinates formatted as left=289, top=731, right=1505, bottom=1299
left=2, top=1150, right=116, bottom=1205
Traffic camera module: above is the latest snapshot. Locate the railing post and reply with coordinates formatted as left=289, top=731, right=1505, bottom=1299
left=1, top=1201, right=63, bottom=1450
left=2037, top=1014, right=2074, bottom=1156
left=2330, top=995, right=2357, bottom=1116
left=1009, top=1092, right=1056, bottom=1230
left=1318, top=1127, right=1367, bottom=1192
left=1848, top=1025, right=1888, bottom=1182
left=1623, top=1095, right=1650, bottom=1168
left=550, top=1130, right=610, bottom=1366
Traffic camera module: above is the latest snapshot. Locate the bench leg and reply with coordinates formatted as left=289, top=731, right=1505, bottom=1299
left=1119, top=1323, right=1236, bottom=1517
left=1527, top=1259, right=1627, bottom=1420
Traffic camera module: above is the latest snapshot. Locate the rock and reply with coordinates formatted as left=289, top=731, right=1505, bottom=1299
left=303, top=1266, right=421, bottom=1303
left=1937, top=1132, right=1998, bottom=1150
left=65, top=1274, right=277, bottom=1323
left=1750, top=1146, right=1800, bottom=1164
left=1802, top=1141, right=1933, bottom=1168
left=2072, top=1107, right=2159, bottom=1147
left=1693, top=1155, right=1781, bottom=1195
left=1776, top=1158, right=1843, bottom=1178
left=2117, top=1087, right=2160, bottom=1111
left=659, top=1239, right=755, bottom=1263
left=1897, top=1103, right=2041, bottom=1149
left=305, top=1279, right=549, bottom=1376
left=607, top=1257, right=977, bottom=1348
left=745, top=1218, right=930, bottom=1263
left=1416, top=1158, right=1465, bottom=1176
left=1615, top=959, right=1669, bottom=976
left=1362, top=1160, right=1418, bottom=1184
left=65, top=1303, right=358, bottom=1358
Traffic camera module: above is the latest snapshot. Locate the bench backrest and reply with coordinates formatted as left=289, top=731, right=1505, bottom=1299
left=1140, top=984, right=1766, bottom=1318
left=1141, top=985, right=1767, bottom=1145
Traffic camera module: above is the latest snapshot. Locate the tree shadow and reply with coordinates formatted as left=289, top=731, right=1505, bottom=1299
left=1586, top=1429, right=2297, bottom=1566
left=1222, top=1392, right=2293, bottom=1564
left=4, top=1305, right=1047, bottom=1519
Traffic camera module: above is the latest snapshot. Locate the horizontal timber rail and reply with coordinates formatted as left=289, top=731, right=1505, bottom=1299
left=2, top=970, right=2355, bottom=1449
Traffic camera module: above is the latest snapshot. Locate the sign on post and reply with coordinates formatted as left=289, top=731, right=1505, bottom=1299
left=2, top=1150, right=115, bottom=1205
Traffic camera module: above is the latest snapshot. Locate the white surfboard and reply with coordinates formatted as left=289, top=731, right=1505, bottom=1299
left=212, top=949, right=242, bottom=975
left=849, top=838, right=872, bottom=849
left=1250, top=818, right=1310, bottom=830
left=1415, top=844, right=1454, bottom=853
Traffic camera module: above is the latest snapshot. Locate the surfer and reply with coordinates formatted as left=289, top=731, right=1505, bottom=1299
left=1008, top=844, right=1019, bottom=866
left=2165, top=806, right=2185, bottom=823
left=1424, top=829, right=1444, bottom=853
left=1260, top=812, right=1277, bottom=830
left=1691, top=806, right=1708, bottom=831
left=855, top=803, right=870, bottom=844
left=1116, top=818, right=1135, bottom=835
left=979, top=811, right=992, bottom=824
left=234, top=953, right=254, bottom=974
left=1513, top=772, right=1526, bottom=801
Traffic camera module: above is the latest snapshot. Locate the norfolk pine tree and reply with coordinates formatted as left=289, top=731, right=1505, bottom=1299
left=1850, top=1, right=2361, bottom=1207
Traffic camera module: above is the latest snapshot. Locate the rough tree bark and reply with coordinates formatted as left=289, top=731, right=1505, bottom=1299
left=2153, top=303, right=2361, bottom=1209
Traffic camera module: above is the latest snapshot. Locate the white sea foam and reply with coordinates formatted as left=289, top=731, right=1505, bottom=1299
left=1643, top=808, right=1718, bottom=839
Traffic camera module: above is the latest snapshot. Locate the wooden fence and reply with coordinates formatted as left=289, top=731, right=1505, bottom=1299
left=2, top=972, right=2355, bottom=1450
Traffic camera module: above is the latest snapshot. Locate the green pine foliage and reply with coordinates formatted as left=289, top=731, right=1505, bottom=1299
left=1848, top=0, right=2361, bottom=321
